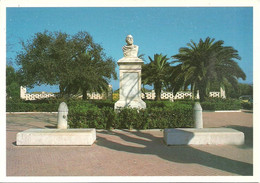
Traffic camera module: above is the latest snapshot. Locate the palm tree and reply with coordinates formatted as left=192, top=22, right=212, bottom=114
left=142, top=54, right=171, bottom=101
left=171, top=37, right=246, bottom=101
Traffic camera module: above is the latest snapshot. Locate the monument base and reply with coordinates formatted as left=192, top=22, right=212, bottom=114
left=115, top=56, right=146, bottom=110
left=16, top=128, right=96, bottom=146
left=164, top=128, right=244, bottom=145
left=114, top=99, right=146, bottom=110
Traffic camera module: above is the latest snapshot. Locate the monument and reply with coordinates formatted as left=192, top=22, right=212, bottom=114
left=114, top=35, right=146, bottom=109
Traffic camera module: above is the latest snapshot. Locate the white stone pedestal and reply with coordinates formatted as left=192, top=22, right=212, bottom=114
left=114, top=57, right=146, bottom=109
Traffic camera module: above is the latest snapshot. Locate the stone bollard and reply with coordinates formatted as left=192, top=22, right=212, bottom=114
left=57, top=102, right=68, bottom=129
left=193, top=102, right=203, bottom=128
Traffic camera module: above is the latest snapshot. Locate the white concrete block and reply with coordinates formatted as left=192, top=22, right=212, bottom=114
left=16, top=128, right=96, bottom=146
left=164, top=128, right=244, bottom=145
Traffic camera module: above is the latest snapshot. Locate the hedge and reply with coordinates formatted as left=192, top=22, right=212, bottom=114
left=6, top=101, right=59, bottom=112
left=6, top=98, right=97, bottom=112
left=68, top=103, right=194, bottom=129
left=6, top=97, right=244, bottom=112
left=241, top=102, right=253, bottom=110
left=6, top=97, right=246, bottom=130
left=200, top=98, right=241, bottom=111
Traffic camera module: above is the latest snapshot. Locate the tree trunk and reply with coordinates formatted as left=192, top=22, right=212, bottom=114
left=198, top=80, right=207, bottom=102
left=199, top=87, right=206, bottom=102
left=59, top=85, right=65, bottom=98
left=82, top=88, right=87, bottom=100
left=154, top=82, right=162, bottom=101
left=191, top=83, right=195, bottom=100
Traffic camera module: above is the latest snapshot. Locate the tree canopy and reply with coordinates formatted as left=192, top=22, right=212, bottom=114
left=16, top=31, right=117, bottom=100
left=171, top=37, right=246, bottom=101
left=6, top=65, right=21, bottom=100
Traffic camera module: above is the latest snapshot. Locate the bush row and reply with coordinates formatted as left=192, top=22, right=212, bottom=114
left=6, top=102, right=59, bottom=112
left=145, top=98, right=242, bottom=111
left=200, top=98, right=241, bottom=110
left=6, top=98, right=97, bottom=112
left=241, top=102, right=253, bottom=110
left=6, top=97, right=244, bottom=112
left=68, top=103, right=193, bottom=129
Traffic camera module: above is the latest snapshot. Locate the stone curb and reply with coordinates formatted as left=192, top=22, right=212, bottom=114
left=6, top=112, right=58, bottom=114
left=203, top=110, right=242, bottom=112
left=215, top=110, right=242, bottom=112
left=96, top=129, right=163, bottom=132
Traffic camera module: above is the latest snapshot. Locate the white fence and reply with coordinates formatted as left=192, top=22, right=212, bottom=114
left=22, top=93, right=56, bottom=101
left=21, top=86, right=226, bottom=101
left=20, top=86, right=111, bottom=101
left=141, top=89, right=225, bottom=100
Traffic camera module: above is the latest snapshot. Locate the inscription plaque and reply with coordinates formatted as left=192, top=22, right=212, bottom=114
left=122, top=72, right=139, bottom=100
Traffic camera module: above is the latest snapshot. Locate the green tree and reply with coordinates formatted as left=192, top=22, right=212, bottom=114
left=6, top=65, right=21, bottom=99
left=171, top=37, right=246, bottom=101
left=65, top=51, right=117, bottom=100
left=239, top=83, right=253, bottom=96
left=16, top=31, right=117, bottom=99
left=142, top=54, right=171, bottom=101
left=224, top=82, right=253, bottom=98
left=16, top=31, right=72, bottom=94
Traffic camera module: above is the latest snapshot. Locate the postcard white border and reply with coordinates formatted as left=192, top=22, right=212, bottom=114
left=1, top=0, right=259, bottom=182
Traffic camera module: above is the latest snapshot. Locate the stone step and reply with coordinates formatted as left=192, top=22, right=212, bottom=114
left=16, top=128, right=96, bottom=146
left=164, top=128, right=244, bottom=145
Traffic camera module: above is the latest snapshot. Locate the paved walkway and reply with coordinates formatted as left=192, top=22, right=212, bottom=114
left=6, top=111, right=253, bottom=176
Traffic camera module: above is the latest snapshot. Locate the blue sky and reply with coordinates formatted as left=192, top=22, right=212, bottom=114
left=6, top=7, right=253, bottom=92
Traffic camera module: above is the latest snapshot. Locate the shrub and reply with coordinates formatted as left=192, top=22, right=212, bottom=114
left=241, top=102, right=253, bottom=110
left=145, top=100, right=168, bottom=108
left=200, top=98, right=241, bottom=110
left=150, top=103, right=193, bottom=128
left=200, top=102, right=215, bottom=111
left=102, top=107, right=118, bottom=129
left=88, top=100, right=114, bottom=108
left=6, top=99, right=59, bottom=112
left=7, top=98, right=194, bottom=130
left=34, top=103, right=59, bottom=112
left=117, top=108, right=141, bottom=129
left=68, top=102, right=193, bottom=129
left=6, top=102, right=35, bottom=112
left=69, top=106, right=102, bottom=128
left=6, top=98, right=108, bottom=112
left=174, top=99, right=196, bottom=105
left=68, top=104, right=118, bottom=129
left=112, top=93, right=119, bottom=101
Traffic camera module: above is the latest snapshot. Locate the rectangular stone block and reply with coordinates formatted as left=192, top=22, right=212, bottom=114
left=16, top=128, right=96, bottom=146
left=164, top=128, right=244, bottom=145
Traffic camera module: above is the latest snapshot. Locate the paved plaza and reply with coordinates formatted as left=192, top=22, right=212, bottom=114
left=6, top=111, right=253, bottom=176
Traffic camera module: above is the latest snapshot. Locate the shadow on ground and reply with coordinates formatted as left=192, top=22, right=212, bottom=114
left=96, top=127, right=253, bottom=175
left=226, top=125, right=253, bottom=149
